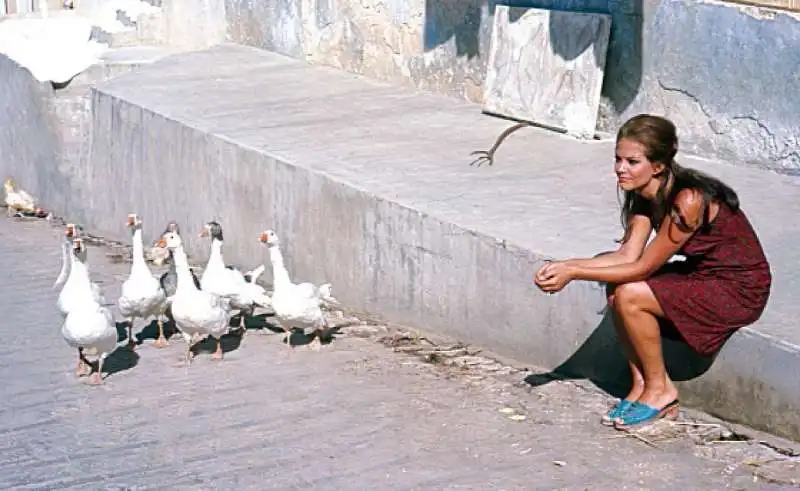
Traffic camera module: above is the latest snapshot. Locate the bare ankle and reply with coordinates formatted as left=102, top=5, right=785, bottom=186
left=642, top=379, right=677, bottom=396
left=625, top=382, right=644, bottom=401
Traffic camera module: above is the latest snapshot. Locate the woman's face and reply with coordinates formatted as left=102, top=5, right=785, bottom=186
left=614, top=138, right=664, bottom=193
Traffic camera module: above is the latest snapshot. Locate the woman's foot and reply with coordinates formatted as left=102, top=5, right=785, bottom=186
left=635, top=382, right=679, bottom=412
left=613, top=382, right=680, bottom=429
left=613, top=398, right=680, bottom=430
left=601, top=379, right=644, bottom=426
left=601, top=399, right=634, bottom=426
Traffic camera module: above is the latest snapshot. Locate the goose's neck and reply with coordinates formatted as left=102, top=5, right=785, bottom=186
left=173, top=245, right=198, bottom=292
left=209, top=238, right=225, bottom=268
left=60, top=237, right=69, bottom=264
left=269, top=245, right=292, bottom=287
left=70, top=253, right=94, bottom=297
left=131, top=228, right=148, bottom=272
left=54, top=238, right=70, bottom=288
left=63, top=241, right=77, bottom=284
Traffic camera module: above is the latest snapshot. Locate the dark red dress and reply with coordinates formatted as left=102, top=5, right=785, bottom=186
left=640, top=203, right=772, bottom=356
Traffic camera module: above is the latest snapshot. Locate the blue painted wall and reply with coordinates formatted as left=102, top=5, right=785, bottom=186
left=639, top=0, right=800, bottom=172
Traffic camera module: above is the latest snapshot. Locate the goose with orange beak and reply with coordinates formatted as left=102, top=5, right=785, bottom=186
left=258, top=229, right=333, bottom=351
left=157, top=221, right=201, bottom=340
left=60, top=236, right=118, bottom=384
left=54, top=223, right=77, bottom=291
left=159, top=230, right=232, bottom=366
left=57, top=224, right=103, bottom=317
left=117, top=214, right=169, bottom=350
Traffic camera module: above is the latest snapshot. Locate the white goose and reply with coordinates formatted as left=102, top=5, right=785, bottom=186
left=53, top=223, right=75, bottom=291
left=61, top=236, right=118, bottom=385
left=117, top=214, right=169, bottom=350
left=199, top=221, right=271, bottom=336
left=157, top=220, right=202, bottom=344
left=57, top=224, right=104, bottom=317
left=258, top=229, right=333, bottom=351
left=158, top=230, right=232, bottom=366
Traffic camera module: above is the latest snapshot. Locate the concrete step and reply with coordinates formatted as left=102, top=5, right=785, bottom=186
left=17, top=43, right=800, bottom=442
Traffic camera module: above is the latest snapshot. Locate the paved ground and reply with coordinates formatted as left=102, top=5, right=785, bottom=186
left=0, top=216, right=797, bottom=490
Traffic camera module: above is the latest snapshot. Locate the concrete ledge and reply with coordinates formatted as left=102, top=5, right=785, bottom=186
left=5, top=43, right=799, bottom=441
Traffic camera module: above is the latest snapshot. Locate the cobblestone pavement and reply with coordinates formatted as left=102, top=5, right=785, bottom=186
left=1, top=216, right=797, bottom=490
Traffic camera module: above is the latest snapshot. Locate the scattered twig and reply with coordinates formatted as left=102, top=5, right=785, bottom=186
left=418, top=336, right=438, bottom=346
left=672, top=421, right=722, bottom=427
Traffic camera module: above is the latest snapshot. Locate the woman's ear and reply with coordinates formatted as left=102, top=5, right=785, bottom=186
left=651, top=161, right=666, bottom=177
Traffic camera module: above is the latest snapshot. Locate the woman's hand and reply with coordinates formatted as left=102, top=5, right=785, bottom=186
left=534, top=260, right=575, bottom=293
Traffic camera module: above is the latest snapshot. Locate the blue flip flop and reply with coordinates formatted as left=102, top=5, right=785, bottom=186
left=613, top=399, right=680, bottom=429
left=601, top=399, right=634, bottom=426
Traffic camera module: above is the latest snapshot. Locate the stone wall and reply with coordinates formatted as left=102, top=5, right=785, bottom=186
left=0, top=54, right=64, bottom=210
left=627, top=0, right=800, bottom=173
left=217, top=0, right=799, bottom=174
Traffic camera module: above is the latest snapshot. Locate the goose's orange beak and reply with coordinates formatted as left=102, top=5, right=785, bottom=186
left=258, top=231, right=268, bottom=243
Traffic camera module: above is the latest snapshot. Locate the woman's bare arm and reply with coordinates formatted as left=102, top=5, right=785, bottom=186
left=569, top=190, right=705, bottom=284
left=564, top=215, right=652, bottom=268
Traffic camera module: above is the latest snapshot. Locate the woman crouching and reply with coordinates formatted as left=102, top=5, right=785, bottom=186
left=534, top=114, right=772, bottom=429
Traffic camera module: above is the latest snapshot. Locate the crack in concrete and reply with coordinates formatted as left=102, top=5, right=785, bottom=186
left=732, top=115, right=800, bottom=165
left=657, top=77, right=800, bottom=169
left=657, top=78, right=715, bottom=122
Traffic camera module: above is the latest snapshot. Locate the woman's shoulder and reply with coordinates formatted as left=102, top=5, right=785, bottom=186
left=673, top=165, right=741, bottom=211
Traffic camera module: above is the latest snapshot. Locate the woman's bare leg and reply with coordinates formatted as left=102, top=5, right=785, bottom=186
left=607, top=285, right=644, bottom=402
left=614, top=281, right=679, bottom=409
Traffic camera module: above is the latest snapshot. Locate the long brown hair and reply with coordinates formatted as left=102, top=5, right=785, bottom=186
left=617, top=114, right=740, bottom=242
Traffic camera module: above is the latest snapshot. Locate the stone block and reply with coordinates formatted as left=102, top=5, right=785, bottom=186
left=482, top=6, right=611, bottom=138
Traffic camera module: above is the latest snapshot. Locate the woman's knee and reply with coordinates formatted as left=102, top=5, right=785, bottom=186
left=613, top=282, right=651, bottom=311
